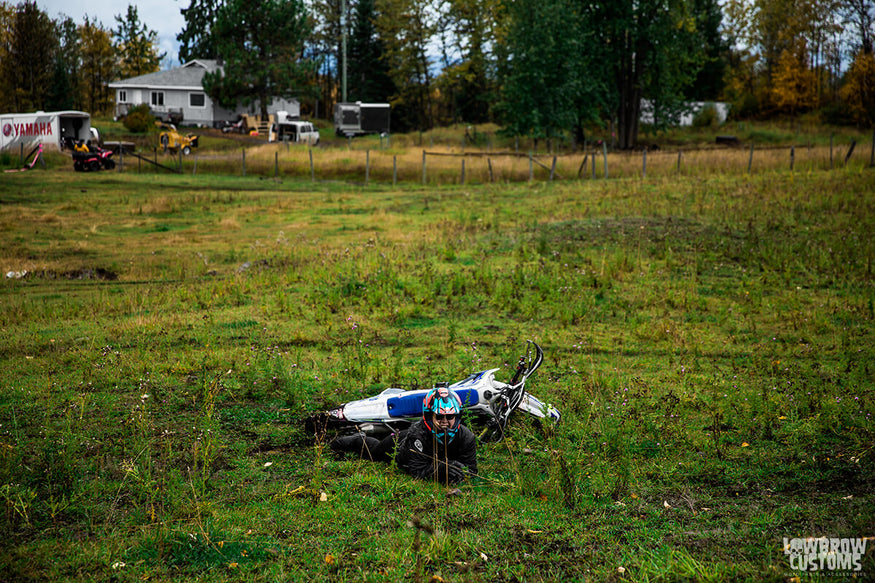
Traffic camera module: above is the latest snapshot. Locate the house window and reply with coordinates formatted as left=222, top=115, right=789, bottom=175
left=151, top=91, right=164, bottom=106
left=118, top=90, right=127, bottom=103
left=190, top=93, right=206, bottom=107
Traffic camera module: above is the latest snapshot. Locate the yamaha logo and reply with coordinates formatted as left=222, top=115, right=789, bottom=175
left=2, top=123, right=11, bottom=137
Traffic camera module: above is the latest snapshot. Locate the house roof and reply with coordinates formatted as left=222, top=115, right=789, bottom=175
left=108, top=60, right=222, bottom=90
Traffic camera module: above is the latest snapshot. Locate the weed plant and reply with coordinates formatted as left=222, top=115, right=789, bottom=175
left=0, top=158, right=873, bottom=581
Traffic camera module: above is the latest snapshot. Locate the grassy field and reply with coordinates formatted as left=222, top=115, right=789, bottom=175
left=0, top=139, right=873, bottom=581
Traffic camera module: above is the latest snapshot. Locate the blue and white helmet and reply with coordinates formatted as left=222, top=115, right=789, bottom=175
left=422, top=383, right=462, bottom=443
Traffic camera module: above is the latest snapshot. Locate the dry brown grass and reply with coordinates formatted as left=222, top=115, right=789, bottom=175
left=178, top=141, right=867, bottom=185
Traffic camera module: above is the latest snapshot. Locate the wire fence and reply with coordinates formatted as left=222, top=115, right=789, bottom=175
left=119, top=132, right=875, bottom=185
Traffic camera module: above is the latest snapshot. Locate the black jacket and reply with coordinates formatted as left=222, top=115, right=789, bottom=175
left=395, top=420, right=478, bottom=484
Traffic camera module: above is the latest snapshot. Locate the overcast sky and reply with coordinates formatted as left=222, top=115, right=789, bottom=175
left=35, top=0, right=185, bottom=68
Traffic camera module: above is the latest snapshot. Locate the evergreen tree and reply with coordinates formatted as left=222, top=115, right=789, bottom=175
left=687, top=0, right=730, bottom=101
left=177, top=0, right=223, bottom=62
left=374, top=0, right=437, bottom=131
left=4, top=1, right=56, bottom=111
left=202, top=0, right=314, bottom=120
left=0, top=2, right=16, bottom=112
left=114, top=4, right=165, bottom=77
left=45, top=16, right=80, bottom=111
left=347, top=0, right=395, bottom=103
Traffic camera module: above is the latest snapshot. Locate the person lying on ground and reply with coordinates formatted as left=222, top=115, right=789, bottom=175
left=329, top=384, right=477, bottom=484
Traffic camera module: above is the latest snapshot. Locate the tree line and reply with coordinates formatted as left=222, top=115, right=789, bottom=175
left=2, top=0, right=872, bottom=149
left=0, top=3, right=163, bottom=118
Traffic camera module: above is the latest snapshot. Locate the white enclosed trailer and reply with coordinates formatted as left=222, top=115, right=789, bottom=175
left=0, top=110, right=92, bottom=152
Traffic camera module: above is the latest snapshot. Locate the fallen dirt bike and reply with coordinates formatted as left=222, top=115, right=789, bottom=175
left=307, top=341, right=559, bottom=442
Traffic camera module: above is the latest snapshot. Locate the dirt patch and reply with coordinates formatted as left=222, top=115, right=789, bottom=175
left=22, top=267, right=119, bottom=280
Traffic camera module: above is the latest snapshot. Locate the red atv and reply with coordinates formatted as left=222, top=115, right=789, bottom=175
left=72, top=143, right=115, bottom=172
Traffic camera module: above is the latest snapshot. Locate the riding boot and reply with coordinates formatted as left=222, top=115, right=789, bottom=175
left=330, top=433, right=383, bottom=461
left=329, top=433, right=367, bottom=455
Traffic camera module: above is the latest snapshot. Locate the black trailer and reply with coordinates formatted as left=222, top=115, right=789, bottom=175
left=334, top=102, right=390, bottom=137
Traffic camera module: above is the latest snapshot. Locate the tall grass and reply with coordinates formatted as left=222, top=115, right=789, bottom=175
left=151, top=138, right=871, bottom=186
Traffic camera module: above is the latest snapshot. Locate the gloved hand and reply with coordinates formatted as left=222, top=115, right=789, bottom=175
left=446, top=460, right=467, bottom=483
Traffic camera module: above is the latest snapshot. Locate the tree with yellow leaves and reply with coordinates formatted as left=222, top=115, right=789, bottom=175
left=840, top=50, right=875, bottom=127
left=79, top=17, right=116, bottom=116
left=771, top=41, right=818, bottom=113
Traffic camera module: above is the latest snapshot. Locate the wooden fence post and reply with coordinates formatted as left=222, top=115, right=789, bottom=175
left=602, top=142, right=608, bottom=179
left=790, top=146, right=795, bottom=171
left=747, top=144, right=754, bottom=174
left=844, top=140, right=856, bottom=165
left=393, top=155, right=397, bottom=186
left=461, top=158, right=465, bottom=185
left=578, top=154, right=588, bottom=178
left=642, top=148, right=647, bottom=178
left=488, top=158, right=494, bottom=183
left=592, top=149, right=597, bottom=179
left=529, top=151, right=533, bottom=182
left=309, top=149, right=314, bottom=181
left=366, top=150, right=370, bottom=184
left=677, top=150, right=682, bottom=174
left=274, top=151, right=279, bottom=178
left=422, top=150, right=427, bottom=185
left=550, top=156, right=557, bottom=181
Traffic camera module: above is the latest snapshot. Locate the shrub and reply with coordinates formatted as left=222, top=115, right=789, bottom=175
left=731, top=93, right=759, bottom=120
left=819, top=102, right=856, bottom=127
left=692, top=103, right=719, bottom=128
left=122, top=104, right=155, bottom=133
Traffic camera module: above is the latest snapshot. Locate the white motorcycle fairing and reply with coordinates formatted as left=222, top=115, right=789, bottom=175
left=327, top=371, right=559, bottom=426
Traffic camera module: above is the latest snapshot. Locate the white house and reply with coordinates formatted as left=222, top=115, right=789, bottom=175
left=640, top=100, right=730, bottom=127
left=108, top=60, right=300, bottom=128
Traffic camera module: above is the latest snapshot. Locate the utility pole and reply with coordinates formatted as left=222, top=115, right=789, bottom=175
left=341, top=0, right=347, bottom=103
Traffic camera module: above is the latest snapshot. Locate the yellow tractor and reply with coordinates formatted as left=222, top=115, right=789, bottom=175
left=157, top=123, right=199, bottom=155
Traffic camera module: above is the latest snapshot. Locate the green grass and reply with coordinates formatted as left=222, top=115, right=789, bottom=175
left=0, top=155, right=873, bottom=581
